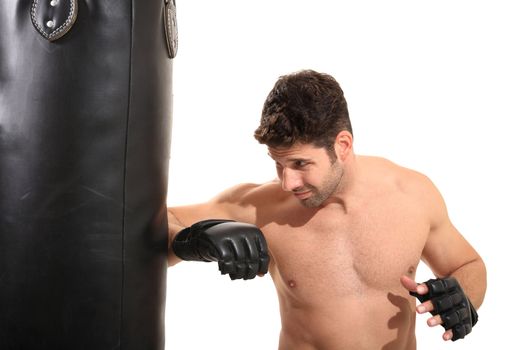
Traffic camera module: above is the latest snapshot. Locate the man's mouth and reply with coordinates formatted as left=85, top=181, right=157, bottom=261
left=293, top=191, right=311, bottom=200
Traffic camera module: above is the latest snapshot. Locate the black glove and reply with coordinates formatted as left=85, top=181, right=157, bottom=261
left=172, top=219, right=270, bottom=280
left=410, top=277, right=478, bottom=341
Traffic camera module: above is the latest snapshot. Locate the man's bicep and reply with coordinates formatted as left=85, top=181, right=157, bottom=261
left=420, top=178, right=480, bottom=277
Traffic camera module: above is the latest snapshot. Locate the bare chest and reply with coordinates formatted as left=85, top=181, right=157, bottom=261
left=263, top=200, right=429, bottom=300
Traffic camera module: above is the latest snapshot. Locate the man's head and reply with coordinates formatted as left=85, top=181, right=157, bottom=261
left=255, top=70, right=353, bottom=207
left=254, top=69, right=352, bottom=160
left=268, top=143, right=346, bottom=208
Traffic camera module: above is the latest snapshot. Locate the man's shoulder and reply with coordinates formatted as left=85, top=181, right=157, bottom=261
left=214, top=180, right=287, bottom=207
left=359, top=155, right=435, bottom=193
left=210, top=181, right=287, bottom=224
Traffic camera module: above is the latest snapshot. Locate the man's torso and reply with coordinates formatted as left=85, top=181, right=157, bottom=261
left=246, top=157, right=431, bottom=349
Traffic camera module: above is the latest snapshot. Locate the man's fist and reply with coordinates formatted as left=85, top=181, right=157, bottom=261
left=172, top=219, right=269, bottom=280
left=408, top=277, right=478, bottom=341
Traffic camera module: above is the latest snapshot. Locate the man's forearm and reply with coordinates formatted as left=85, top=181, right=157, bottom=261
left=450, top=257, right=487, bottom=309
left=167, top=208, right=185, bottom=266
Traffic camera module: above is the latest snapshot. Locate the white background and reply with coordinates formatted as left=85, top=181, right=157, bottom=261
left=165, top=1, right=525, bottom=349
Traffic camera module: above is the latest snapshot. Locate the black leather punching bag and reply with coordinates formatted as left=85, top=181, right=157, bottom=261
left=0, top=1, right=177, bottom=349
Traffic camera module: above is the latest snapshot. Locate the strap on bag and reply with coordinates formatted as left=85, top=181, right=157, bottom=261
left=164, top=0, right=178, bottom=58
left=30, top=0, right=177, bottom=58
left=30, top=0, right=78, bottom=42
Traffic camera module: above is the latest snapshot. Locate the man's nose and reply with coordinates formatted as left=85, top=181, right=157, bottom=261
left=281, top=168, right=303, bottom=192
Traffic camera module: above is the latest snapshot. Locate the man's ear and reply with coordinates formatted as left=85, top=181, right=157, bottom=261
left=334, top=130, right=353, bottom=161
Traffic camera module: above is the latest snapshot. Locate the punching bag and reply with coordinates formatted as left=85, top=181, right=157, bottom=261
left=0, top=1, right=177, bottom=349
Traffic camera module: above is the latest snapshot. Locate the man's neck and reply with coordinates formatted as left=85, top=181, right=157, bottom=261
left=319, top=153, right=361, bottom=212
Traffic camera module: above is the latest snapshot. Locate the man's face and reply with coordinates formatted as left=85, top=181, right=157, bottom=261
left=268, top=143, right=344, bottom=208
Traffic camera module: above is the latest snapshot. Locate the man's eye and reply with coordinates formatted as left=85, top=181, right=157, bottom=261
left=294, top=161, right=307, bottom=168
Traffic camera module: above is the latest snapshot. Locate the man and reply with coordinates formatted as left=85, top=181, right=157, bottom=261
left=168, top=70, right=486, bottom=349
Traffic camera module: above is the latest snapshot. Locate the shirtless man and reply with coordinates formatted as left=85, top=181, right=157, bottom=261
left=168, top=70, right=487, bottom=349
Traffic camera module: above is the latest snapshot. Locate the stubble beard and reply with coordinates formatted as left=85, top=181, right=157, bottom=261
left=299, top=162, right=345, bottom=208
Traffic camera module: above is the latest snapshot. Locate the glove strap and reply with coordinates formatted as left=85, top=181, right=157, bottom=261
left=171, top=226, right=198, bottom=261
left=171, top=219, right=234, bottom=261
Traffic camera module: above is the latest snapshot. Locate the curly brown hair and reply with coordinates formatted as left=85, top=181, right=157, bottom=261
left=254, top=70, right=352, bottom=156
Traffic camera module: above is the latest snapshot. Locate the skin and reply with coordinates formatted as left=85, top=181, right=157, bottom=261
left=168, top=131, right=487, bottom=349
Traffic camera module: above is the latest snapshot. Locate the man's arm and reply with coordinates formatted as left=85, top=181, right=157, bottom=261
left=167, top=208, right=185, bottom=266
left=421, top=180, right=487, bottom=309
left=402, top=175, right=486, bottom=341
left=167, top=183, right=262, bottom=268
left=166, top=183, right=269, bottom=280
left=167, top=201, right=233, bottom=266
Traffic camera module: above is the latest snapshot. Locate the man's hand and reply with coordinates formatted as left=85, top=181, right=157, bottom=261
left=401, top=275, right=478, bottom=341
left=172, top=219, right=270, bottom=280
